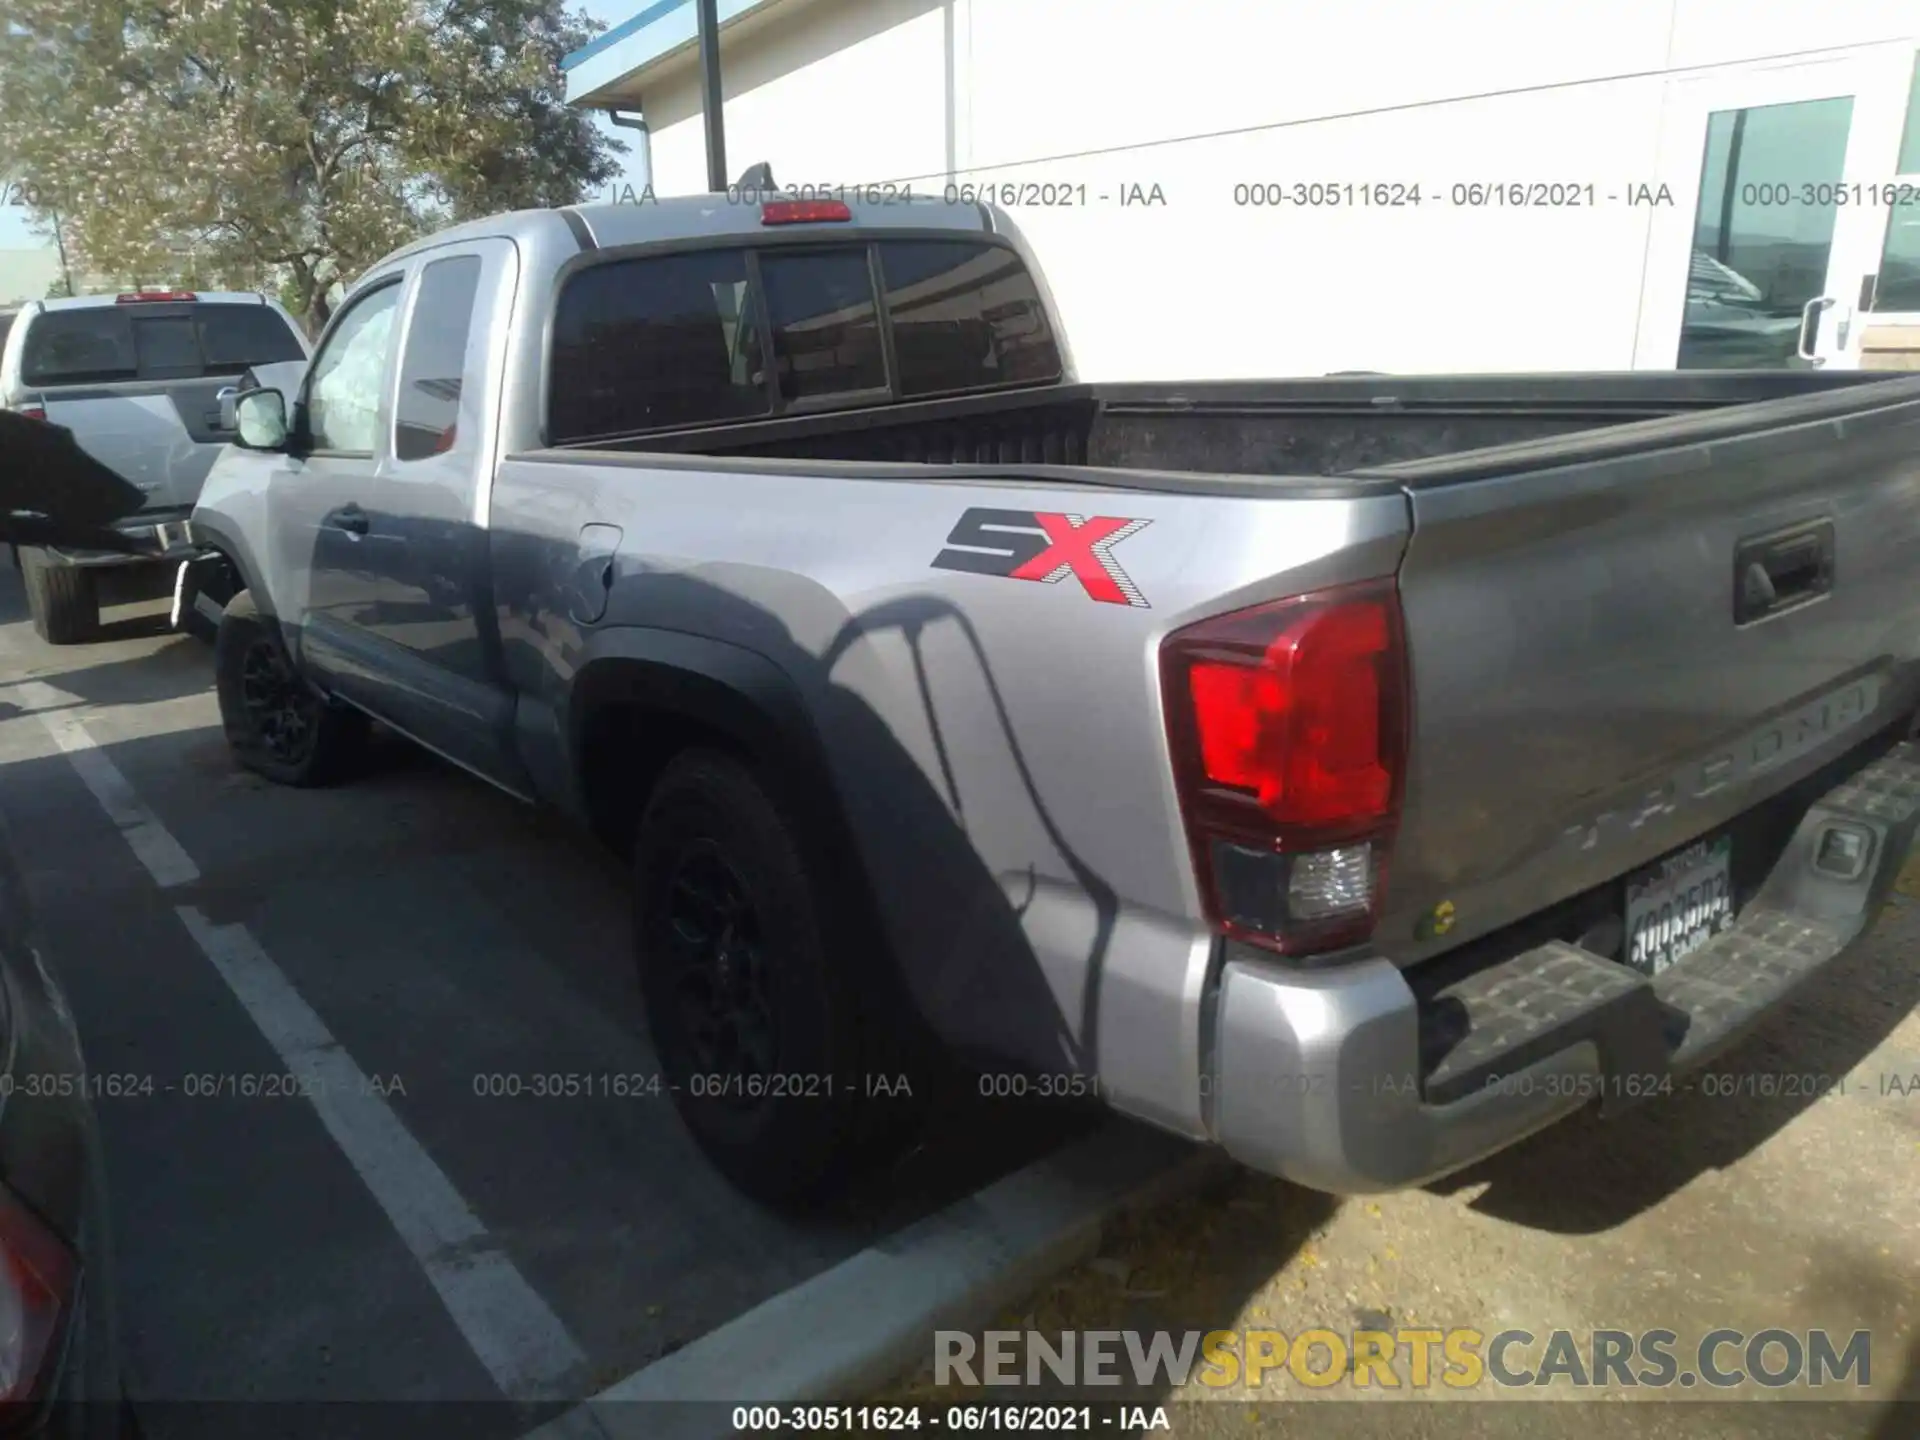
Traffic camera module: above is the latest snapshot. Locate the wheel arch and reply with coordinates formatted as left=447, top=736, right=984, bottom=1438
left=184, top=515, right=271, bottom=619
left=566, top=625, right=914, bottom=1018
left=567, top=627, right=855, bottom=867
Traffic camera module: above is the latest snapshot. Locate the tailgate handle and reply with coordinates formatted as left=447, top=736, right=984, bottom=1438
left=1734, top=521, right=1834, bottom=625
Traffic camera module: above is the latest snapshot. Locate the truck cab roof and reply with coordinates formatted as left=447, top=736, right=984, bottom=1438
left=30, top=290, right=275, bottom=311
left=374, top=191, right=996, bottom=268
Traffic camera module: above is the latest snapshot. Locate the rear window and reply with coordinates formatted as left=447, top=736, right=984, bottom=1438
left=879, top=241, right=1062, bottom=397
left=761, top=249, right=887, bottom=404
left=546, top=237, right=1061, bottom=444
left=20, top=302, right=305, bottom=386
left=548, top=250, right=771, bottom=444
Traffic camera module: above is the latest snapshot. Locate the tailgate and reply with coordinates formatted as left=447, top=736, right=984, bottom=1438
left=40, top=378, right=236, bottom=513
left=1379, top=375, right=1920, bottom=968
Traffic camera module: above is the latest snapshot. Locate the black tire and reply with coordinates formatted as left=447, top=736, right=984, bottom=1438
left=634, top=750, right=873, bottom=1206
left=214, top=591, right=368, bottom=787
left=21, top=547, right=98, bottom=645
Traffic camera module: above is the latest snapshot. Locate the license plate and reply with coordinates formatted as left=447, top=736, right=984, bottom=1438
left=1623, top=835, right=1734, bottom=976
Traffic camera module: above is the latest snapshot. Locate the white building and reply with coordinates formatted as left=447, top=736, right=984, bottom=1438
left=564, top=0, right=1920, bottom=377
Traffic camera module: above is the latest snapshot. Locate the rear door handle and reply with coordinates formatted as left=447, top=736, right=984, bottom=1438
left=326, top=504, right=370, bottom=537
left=1734, top=519, right=1834, bottom=625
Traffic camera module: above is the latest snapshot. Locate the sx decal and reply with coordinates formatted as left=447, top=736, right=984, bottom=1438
left=930, top=508, right=1153, bottom=608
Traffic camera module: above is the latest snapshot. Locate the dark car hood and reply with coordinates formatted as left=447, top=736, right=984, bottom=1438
left=0, top=805, right=95, bottom=1250
left=0, top=408, right=150, bottom=551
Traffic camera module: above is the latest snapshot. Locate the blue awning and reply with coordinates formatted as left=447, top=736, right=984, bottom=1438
left=563, top=0, right=796, bottom=107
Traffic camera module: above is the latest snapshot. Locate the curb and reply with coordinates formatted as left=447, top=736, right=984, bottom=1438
left=523, top=1121, right=1231, bottom=1440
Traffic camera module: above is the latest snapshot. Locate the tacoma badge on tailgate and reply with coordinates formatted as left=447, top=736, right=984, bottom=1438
left=931, top=507, right=1153, bottom=607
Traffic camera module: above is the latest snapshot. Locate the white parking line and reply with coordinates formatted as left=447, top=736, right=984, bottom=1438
left=10, top=679, right=200, bottom=888
left=4, top=653, right=589, bottom=1401
left=176, top=906, right=588, bottom=1401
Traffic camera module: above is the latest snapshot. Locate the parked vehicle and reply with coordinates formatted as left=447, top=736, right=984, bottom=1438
left=181, top=188, right=1920, bottom=1205
left=0, top=809, right=124, bottom=1437
left=0, top=290, right=309, bottom=644
left=0, top=424, right=134, bottom=1435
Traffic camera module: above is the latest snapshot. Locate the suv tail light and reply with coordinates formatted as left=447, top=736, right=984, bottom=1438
left=115, top=290, right=197, bottom=303
left=13, top=406, right=45, bottom=423
left=0, top=1182, right=74, bottom=1405
left=1159, top=579, right=1409, bottom=959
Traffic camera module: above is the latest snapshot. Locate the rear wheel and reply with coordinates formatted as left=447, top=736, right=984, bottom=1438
left=634, top=750, right=878, bottom=1206
left=214, top=591, right=368, bottom=786
left=20, top=547, right=98, bottom=645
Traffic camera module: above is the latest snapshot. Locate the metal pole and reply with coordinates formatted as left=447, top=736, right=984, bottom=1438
left=696, top=0, right=727, bottom=192
left=608, top=109, right=653, bottom=189
left=49, top=210, right=73, bottom=296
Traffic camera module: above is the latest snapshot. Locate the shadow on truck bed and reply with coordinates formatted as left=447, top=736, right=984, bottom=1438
left=584, top=370, right=1896, bottom=479
left=493, top=506, right=1919, bottom=1227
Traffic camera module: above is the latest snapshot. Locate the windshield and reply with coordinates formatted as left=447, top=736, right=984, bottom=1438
left=20, top=302, right=305, bottom=386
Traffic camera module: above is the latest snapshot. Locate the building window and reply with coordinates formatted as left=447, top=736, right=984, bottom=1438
left=1677, top=96, right=1852, bottom=368
left=1865, top=50, right=1920, bottom=314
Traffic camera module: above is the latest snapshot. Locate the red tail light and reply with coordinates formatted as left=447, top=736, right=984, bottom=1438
left=761, top=200, right=852, bottom=225
left=116, top=290, right=197, bottom=303
left=1160, top=579, right=1409, bottom=958
left=0, top=1182, right=74, bottom=1404
left=14, top=406, right=45, bottom=423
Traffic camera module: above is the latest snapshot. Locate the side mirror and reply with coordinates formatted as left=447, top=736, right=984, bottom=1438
left=216, top=386, right=241, bottom=432
left=234, top=387, right=289, bottom=451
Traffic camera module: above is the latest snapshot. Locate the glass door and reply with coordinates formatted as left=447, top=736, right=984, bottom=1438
left=1848, top=50, right=1920, bottom=369
left=1634, top=44, right=1920, bottom=370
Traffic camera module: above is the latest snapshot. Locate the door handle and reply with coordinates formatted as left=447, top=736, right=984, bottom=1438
left=1734, top=520, right=1834, bottom=625
left=1796, top=297, right=1836, bottom=362
left=326, top=505, right=370, bottom=537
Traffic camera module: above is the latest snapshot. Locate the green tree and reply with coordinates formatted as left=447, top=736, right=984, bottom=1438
left=0, top=0, right=622, bottom=332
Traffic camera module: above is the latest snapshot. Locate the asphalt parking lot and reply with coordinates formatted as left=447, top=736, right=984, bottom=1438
left=0, top=571, right=1101, bottom=1435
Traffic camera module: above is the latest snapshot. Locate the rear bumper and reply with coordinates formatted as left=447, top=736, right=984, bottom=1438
left=45, top=514, right=198, bottom=568
left=1203, top=739, right=1920, bottom=1193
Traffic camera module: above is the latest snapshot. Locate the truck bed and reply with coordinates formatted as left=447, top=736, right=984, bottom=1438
left=515, top=367, right=1920, bottom=1007
left=567, top=369, right=1894, bottom=480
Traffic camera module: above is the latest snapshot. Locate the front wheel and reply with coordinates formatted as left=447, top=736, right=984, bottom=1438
left=214, top=591, right=368, bottom=787
left=634, top=750, right=876, bottom=1207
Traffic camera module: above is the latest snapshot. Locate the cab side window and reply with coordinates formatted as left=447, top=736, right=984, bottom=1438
left=305, top=282, right=402, bottom=455
left=394, top=256, right=483, bottom=461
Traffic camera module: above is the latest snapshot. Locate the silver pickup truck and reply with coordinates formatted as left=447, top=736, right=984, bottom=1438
left=1, top=290, right=310, bottom=642
left=180, top=190, right=1920, bottom=1206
